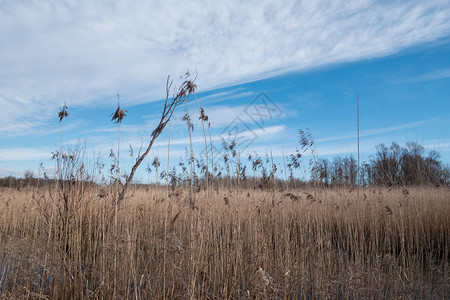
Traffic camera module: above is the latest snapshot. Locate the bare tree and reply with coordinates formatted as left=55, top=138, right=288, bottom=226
left=118, top=74, right=196, bottom=204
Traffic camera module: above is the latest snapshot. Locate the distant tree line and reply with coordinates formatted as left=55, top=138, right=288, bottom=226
left=0, top=170, right=45, bottom=189
left=1, top=141, right=449, bottom=189
left=0, top=171, right=99, bottom=190
left=313, top=142, right=450, bottom=187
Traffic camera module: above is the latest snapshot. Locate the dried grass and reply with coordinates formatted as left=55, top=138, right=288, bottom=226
left=0, top=186, right=448, bottom=299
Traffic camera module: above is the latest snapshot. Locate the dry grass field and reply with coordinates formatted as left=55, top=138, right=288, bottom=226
left=0, top=185, right=448, bottom=299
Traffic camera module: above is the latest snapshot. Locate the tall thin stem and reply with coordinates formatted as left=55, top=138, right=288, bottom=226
left=110, top=97, right=126, bottom=298
left=58, top=118, right=64, bottom=183
left=194, top=93, right=209, bottom=194
left=118, top=122, right=121, bottom=181
left=357, top=94, right=360, bottom=187
left=163, top=121, right=170, bottom=300
left=114, top=117, right=120, bottom=298
left=43, top=103, right=67, bottom=296
left=208, top=123, right=214, bottom=190
left=237, top=151, right=241, bottom=199
left=185, top=101, right=194, bottom=197
left=282, top=141, right=288, bottom=190
left=270, top=150, right=275, bottom=205
left=167, top=120, right=171, bottom=196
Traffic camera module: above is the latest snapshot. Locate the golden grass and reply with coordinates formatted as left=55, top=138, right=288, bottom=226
left=0, top=186, right=449, bottom=299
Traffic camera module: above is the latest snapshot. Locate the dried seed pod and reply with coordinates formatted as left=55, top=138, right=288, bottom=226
left=58, top=104, right=69, bottom=122
left=110, top=102, right=127, bottom=124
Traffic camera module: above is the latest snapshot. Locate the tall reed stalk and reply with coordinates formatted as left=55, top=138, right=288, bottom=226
left=166, top=120, right=171, bottom=196
left=208, top=122, right=214, bottom=190
left=196, top=101, right=209, bottom=195
left=110, top=98, right=127, bottom=297
left=183, top=101, right=195, bottom=199
left=42, top=103, right=69, bottom=296
left=2, top=186, right=448, bottom=298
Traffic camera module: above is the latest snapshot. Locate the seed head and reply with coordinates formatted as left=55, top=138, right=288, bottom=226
left=110, top=102, right=127, bottom=124
left=58, top=104, right=69, bottom=122
left=199, top=107, right=208, bottom=122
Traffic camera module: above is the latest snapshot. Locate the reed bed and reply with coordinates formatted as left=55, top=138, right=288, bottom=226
left=0, top=185, right=448, bottom=299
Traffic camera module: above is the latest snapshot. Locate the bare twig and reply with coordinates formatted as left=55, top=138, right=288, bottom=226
left=118, top=74, right=197, bottom=204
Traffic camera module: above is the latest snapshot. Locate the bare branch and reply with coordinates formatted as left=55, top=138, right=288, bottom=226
left=118, top=73, right=197, bottom=204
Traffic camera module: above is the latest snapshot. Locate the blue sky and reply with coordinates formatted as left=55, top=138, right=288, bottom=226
left=1, top=1, right=450, bottom=181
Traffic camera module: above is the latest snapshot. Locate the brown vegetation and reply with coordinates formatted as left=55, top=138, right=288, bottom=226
left=0, top=185, right=448, bottom=299
left=1, top=75, right=449, bottom=299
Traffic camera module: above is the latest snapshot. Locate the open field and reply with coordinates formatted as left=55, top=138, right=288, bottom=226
left=0, top=185, right=448, bottom=299
left=3, top=1, right=450, bottom=299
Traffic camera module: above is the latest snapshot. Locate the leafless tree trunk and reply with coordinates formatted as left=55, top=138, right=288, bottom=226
left=118, top=74, right=196, bottom=204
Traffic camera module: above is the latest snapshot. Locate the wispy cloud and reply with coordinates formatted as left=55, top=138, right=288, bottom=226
left=407, top=68, right=450, bottom=82
left=0, top=147, right=51, bottom=161
left=134, top=125, right=286, bottom=149
left=0, top=167, right=28, bottom=178
left=197, top=89, right=256, bottom=105
left=1, top=0, right=449, bottom=134
left=316, top=117, right=446, bottom=143
left=8, top=124, right=286, bottom=164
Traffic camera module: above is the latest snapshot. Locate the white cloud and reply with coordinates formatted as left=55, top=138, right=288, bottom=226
left=407, top=68, right=450, bottom=82
left=1, top=0, right=449, bottom=134
left=0, top=147, right=51, bottom=161
left=316, top=117, right=447, bottom=143
left=127, top=124, right=286, bottom=149
left=197, top=89, right=256, bottom=105
left=0, top=167, right=27, bottom=178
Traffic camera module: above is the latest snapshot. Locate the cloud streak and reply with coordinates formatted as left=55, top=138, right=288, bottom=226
left=0, top=147, right=52, bottom=161
left=1, top=0, right=450, bottom=134
left=316, top=117, right=447, bottom=143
